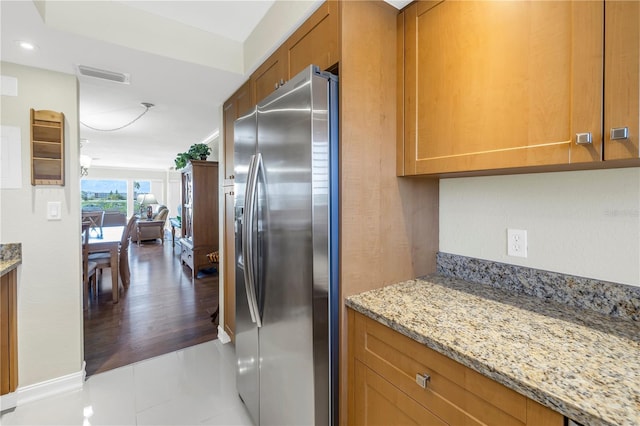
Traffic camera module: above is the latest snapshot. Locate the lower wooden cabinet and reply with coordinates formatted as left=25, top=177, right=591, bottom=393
left=1, top=269, right=18, bottom=395
left=354, top=360, right=446, bottom=426
left=348, top=309, right=563, bottom=426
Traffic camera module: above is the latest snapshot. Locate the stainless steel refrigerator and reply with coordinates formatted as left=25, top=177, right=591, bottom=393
left=234, top=65, right=339, bottom=426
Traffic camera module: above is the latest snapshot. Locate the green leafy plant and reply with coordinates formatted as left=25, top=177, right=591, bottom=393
left=174, top=143, right=212, bottom=169
left=174, top=152, right=191, bottom=169
left=188, top=143, right=211, bottom=160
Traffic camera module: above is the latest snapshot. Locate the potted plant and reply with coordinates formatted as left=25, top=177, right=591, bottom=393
left=188, top=143, right=211, bottom=160
left=174, top=143, right=212, bottom=169
left=174, top=152, right=191, bottom=169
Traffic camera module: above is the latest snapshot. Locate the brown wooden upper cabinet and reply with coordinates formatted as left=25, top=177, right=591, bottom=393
left=252, top=46, right=288, bottom=106
left=398, top=1, right=607, bottom=176
left=605, top=0, right=640, bottom=161
left=286, top=0, right=339, bottom=79
left=223, top=80, right=253, bottom=182
left=251, top=0, right=339, bottom=104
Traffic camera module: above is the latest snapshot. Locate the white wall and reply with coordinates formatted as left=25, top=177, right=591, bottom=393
left=0, top=62, right=84, bottom=386
left=440, top=167, right=640, bottom=287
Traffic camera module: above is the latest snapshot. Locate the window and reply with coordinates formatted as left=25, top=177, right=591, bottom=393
left=133, top=180, right=152, bottom=215
left=81, top=179, right=128, bottom=214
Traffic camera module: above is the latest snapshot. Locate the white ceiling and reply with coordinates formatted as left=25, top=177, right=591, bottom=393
left=1, top=0, right=409, bottom=171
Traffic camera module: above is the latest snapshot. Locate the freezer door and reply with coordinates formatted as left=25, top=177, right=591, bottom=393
left=257, top=66, right=332, bottom=425
left=234, top=107, right=259, bottom=426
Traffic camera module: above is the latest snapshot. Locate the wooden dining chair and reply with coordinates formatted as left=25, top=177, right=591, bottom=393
left=89, top=215, right=137, bottom=297
left=119, top=215, right=138, bottom=287
left=82, top=227, right=98, bottom=310
left=82, top=210, right=105, bottom=238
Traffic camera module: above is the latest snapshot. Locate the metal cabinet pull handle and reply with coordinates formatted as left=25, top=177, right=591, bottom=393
left=575, top=132, right=592, bottom=145
left=610, top=127, right=629, bottom=141
left=416, top=373, right=431, bottom=389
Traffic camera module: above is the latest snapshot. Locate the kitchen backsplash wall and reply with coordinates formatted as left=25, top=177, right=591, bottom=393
left=437, top=252, right=640, bottom=321
left=439, top=168, right=640, bottom=288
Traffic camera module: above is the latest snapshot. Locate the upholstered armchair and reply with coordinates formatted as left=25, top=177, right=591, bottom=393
left=131, top=205, right=169, bottom=245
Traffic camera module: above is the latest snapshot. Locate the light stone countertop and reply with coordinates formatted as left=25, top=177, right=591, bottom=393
left=346, top=275, right=640, bottom=426
left=0, top=243, right=21, bottom=276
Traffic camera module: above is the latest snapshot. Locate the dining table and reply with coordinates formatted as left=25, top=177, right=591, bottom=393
left=87, top=225, right=124, bottom=303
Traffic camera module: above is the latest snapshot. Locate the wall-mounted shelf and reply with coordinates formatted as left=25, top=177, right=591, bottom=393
left=30, top=109, right=64, bottom=186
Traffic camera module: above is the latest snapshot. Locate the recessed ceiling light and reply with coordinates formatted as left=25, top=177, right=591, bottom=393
left=16, top=40, right=38, bottom=51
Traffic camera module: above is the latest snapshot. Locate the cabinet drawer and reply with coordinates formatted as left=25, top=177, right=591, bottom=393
left=354, top=359, right=446, bottom=426
left=353, top=312, right=527, bottom=425
left=181, top=243, right=193, bottom=269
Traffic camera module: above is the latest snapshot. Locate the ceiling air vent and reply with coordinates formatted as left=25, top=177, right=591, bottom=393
left=77, top=65, right=130, bottom=84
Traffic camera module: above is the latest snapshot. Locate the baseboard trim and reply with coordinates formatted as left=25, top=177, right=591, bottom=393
left=0, top=391, right=18, bottom=412
left=218, top=326, right=231, bottom=344
left=16, top=361, right=86, bottom=406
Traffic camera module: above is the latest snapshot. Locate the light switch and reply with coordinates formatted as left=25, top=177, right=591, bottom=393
left=47, top=201, right=62, bottom=220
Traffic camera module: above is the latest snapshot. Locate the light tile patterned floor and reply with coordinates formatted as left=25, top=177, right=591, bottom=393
left=1, top=341, right=252, bottom=426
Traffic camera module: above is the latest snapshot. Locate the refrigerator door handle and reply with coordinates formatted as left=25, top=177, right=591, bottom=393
left=244, top=153, right=263, bottom=328
left=242, top=154, right=259, bottom=325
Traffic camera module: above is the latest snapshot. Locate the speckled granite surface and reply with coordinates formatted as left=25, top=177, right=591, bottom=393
left=346, top=276, right=640, bottom=426
left=0, top=243, right=21, bottom=276
left=437, top=252, right=640, bottom=321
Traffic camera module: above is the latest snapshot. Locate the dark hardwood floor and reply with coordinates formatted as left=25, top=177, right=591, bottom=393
left=83, top=232, right=219, bottom=376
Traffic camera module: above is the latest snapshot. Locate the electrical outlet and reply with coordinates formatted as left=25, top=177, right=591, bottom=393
left=507, top=229, right=527, bottom=258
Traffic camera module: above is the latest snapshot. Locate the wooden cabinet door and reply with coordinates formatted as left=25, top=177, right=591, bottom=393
left=604, top=0, right=640, bottom=160
left=1, top=269, right=18, bottom=395
left=181, top=168, right=193, bottom=241
left=349, top=310, right=563, bottom=426
left=223, top=101, right=235, bottom=182
left=223, top=80, right=252, bottom=182
left=354, top=360, right=447, bottom=426
left=223, top=187, right=236, bottom=343
left=286, top=0, right=339, bottom=78
left=252, top=46, right=287, bottom=104
left=400, top=1, right=603, bottom=175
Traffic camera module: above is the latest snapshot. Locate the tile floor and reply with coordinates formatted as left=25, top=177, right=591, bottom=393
left=0, top=340, right=253, bottom=426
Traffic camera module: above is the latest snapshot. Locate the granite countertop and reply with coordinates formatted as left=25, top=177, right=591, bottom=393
left=346, top=275, right=640, bottom=426
left=0, top=243, right=22, bottom=276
